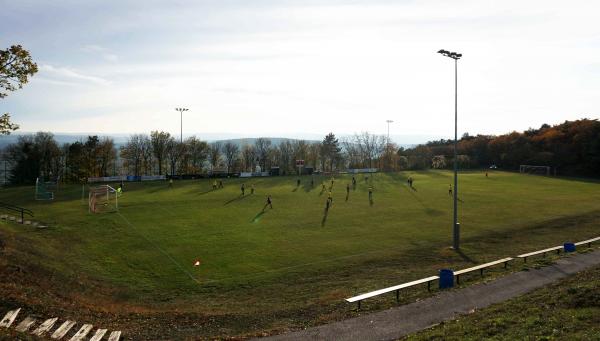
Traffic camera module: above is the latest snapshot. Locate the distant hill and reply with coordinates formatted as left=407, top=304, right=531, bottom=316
left=0, top=132, right=423, bottom=150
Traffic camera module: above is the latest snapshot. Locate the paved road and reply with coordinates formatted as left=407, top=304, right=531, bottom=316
left=259, top=249, right=600, bottom=341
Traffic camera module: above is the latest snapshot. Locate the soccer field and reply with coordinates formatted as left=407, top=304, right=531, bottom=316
left=1, top=170, right=600, bottom=336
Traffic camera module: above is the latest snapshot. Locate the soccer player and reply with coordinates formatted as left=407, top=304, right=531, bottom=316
left=328, top=191, right=333, bottom=204
left=267, top=195, right=273, bottom=209
left=352, top=176, right=356, bottom=185
left=297, top=178, right=301, bottom=187
left=322, top=182, right=326, bottom=191
left=241, top=183, right=245, bottom=196
left=212, top=180, right=217, bottom=190
left=368, top=186, right=373, bottom=202
left=219, top=180, right=223, bottom=189
left=251, top=184, right=255, bottom=195
left=346, top=183, right=350, bottom=194
left=169, top=178, right=173, bottom=188
left=448, top=184, right=453, bottom=196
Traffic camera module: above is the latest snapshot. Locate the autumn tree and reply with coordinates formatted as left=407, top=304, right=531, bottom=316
left=1, top=45, right=38, bottom=134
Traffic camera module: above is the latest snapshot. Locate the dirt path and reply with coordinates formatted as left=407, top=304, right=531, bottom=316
left=259, top=249, right=600, bottom=341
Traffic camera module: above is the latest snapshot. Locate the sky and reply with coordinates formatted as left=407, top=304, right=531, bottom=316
left=1, top=0, right=599, bottom=143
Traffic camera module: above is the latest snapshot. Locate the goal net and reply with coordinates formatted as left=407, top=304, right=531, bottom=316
left=35, top=177, right=58, bottom=200
left=88, top=185, right=119, bottom=213
left=519, top=165, right=551, bottom=176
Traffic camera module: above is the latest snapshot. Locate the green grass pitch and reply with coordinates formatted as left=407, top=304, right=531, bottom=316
left=1, top=170, right=600, bottom=331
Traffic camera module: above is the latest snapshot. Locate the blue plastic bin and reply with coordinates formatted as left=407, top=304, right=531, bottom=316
left=564, top=242, right=576, bottom=253
left=439, top=269, right=454, bottom=289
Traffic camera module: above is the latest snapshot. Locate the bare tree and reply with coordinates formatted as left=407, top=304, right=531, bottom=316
left=186, top=137, right=209, bottom=174
left=209, top=142, right=222, bottom=171
left=141, top=135, right=153, bottom=175
left=150, top=131, right=171, bottom=175
left=241, top=144, right=256, bottom=172
left=254, top=138, right=272, bottom=171
left=97, top=137, right=117, bottom=176
left=355, top=132, right=385, bottom=168
left=223, top=142, right=240, bottom=173
left=278, top=140, right=293, bottom=175
left=307, top=142, right=321, bottom=171
left=165, top=137, right=181, bottom=176
left=120, top=134, right=146, bottom=176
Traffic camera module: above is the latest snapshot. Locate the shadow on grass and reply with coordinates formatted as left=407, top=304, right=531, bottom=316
left=292, top=187, right=298, bottom=192
left=455, top=248, right=477, bottom=264
left=252, top=206, right=271, bottom=223
left=321, top=206, right=330, bottom=227
left=224, top=194, right=248, bottom=205
left=198, top=189, right=215, bottom=195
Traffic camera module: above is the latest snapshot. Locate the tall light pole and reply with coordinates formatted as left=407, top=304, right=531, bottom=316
left=386, top=120, right=394, bottom=145
left=175, top=107, right=189, bottom=143
left=437, top=49, right=462, bottom=250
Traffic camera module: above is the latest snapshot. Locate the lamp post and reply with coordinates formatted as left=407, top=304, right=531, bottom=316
left=437, top=49, right=462, bottom=250
left=386, top=120, right=394, bottom=145
left=175, top=107, right=189, bottom=143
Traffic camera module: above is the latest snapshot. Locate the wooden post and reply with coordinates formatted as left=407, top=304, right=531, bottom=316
left=395, top=290, right=399, bottom=303
left=427, top=281, right=431, bottom=292
left=480, top=269, right=484, bottom=277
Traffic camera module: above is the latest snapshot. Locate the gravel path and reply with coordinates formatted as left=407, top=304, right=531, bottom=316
left=259, top=249, right=600, bottom=341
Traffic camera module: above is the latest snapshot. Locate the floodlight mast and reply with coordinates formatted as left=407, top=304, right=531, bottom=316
left=438, top=49, right=462, bottom=250
left=386, top=120, right=394, bottom=145
left=175, top=107, right=189, bottom=143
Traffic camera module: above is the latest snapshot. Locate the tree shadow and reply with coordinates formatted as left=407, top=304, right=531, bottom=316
left=224, top=194, right=248, bottom=205
left=292, top=187, right=298, bottom=192
left=455, top=248, right=477, bottom=264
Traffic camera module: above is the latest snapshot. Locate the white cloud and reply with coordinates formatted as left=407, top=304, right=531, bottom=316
left=2, top=0, right=599, bottom=138
left=81, top=44, right=119, bottom=63
left=38, top=64, right=111, bottom=86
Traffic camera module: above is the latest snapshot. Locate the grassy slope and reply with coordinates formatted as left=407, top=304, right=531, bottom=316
left=1, top=171, right=599, bottom=338
left=404, top=264, right=600, bottom=340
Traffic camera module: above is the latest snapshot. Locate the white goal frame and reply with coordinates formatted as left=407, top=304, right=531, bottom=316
left=519, top=165, right=551, bottom=176
left=88, top=185, right=119, bottom=213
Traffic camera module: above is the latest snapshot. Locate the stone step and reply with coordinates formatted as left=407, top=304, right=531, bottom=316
left=15, top=316, right=36, bottom=333
left=108, top=330, right=121, bottom=341
left=51, top=320, right=76, bottom=339
left=31, top=317, right=58, bottom=337
left=0, top=308, right=21, bottom=328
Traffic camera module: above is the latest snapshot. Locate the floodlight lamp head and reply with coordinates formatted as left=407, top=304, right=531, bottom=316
left=438, top=49, right=447, bottom=54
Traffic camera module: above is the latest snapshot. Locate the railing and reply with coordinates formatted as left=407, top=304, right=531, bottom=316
left=0, top=202, right=34, bottom=224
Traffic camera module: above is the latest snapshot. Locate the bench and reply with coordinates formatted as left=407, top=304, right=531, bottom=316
left=453, top=257, right=513, bottom=284
left=575, top=236, right=600, bottom=248
left=346, top=275, right=439, bottom=309
left=517, top=245, right=563, bottom=262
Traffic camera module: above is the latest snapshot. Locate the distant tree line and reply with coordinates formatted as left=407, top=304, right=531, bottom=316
left=400, top=119, right=600, bottom=176
left=3, top=119, right=598, bottom=184
left=0, top=130, right=396, bottom=184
